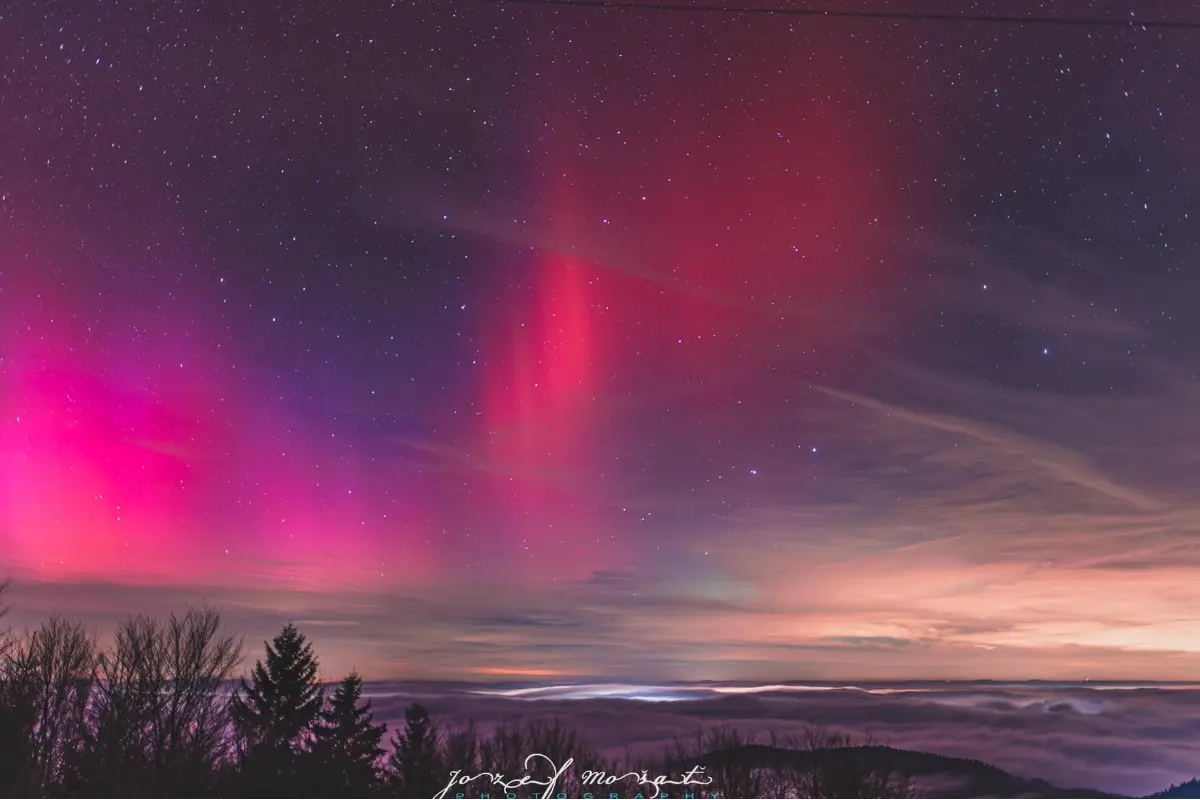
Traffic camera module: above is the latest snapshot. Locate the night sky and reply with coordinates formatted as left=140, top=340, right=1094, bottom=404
left=3, top=0, right=1200, bottom=682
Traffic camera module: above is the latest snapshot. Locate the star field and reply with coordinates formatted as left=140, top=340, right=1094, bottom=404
left=4, top=0, right=1200, bottom=680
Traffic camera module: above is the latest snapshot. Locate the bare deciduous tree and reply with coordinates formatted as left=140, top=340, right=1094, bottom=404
left=790, top=726, right=918, bottom=799
left=665, top=724, right=765, bottom=799
left=4, top=614, right=97, bottom=795
left=0, top=580, right=37, bottom=797
left=67, top=606, right=242, bottom=796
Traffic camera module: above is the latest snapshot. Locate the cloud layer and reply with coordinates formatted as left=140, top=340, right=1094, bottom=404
left=361, top=682, right=1200, bottom=798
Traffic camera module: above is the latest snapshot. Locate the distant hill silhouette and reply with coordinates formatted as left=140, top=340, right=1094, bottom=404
left=1148, top=779, right=1200, bottom=798
left=670, top=744, right=1124, bottom=798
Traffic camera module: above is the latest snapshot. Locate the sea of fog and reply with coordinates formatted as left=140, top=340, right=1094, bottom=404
left=358, top=680, right=1200, bottom=797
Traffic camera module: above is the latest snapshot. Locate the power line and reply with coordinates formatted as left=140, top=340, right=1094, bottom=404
left=485, top=0, right=1200, bottom=32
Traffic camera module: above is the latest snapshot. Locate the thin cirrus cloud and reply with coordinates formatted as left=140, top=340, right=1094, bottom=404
left=688, top=386, right=1200, bottom=675
left=811, top=385, right=1163, bottom=512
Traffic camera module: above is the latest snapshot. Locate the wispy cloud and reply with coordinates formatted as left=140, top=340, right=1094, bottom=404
left=812, top=385, right=1163, bottom=511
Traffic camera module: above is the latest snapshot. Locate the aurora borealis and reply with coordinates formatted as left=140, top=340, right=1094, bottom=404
left=4, top=0, right=1200, bottom=683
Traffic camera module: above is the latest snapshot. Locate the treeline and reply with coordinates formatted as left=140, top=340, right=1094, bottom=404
left=0, top=585, right=915, bottom=798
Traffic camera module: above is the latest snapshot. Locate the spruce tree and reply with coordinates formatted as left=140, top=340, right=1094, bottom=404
left=312, top=672, right=386, bottom=797
left=388, top=703, right=444, bottom=798
left=230, top=623, right=324, bottom=796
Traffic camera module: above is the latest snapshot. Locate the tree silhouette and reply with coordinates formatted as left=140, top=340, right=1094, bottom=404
left=62, top=608, right=242, bottom=797
left=311, top=672, right=386, bottom=797
left=387, top=703, right=444, bottom=798
left=793, top=727, right=917, bottom=799
left=0, top=591, right=948, bottom=800
left=0, top=582, right=37, bottom=797
left=7, top=615, right=96, bottom=796
left=230, top=623, right=324, bottom=796
left=667, top=725, right=764, bottom=799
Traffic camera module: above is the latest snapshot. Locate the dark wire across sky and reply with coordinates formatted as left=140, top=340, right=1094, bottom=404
left=484, top=0, right=1200, bottom=32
